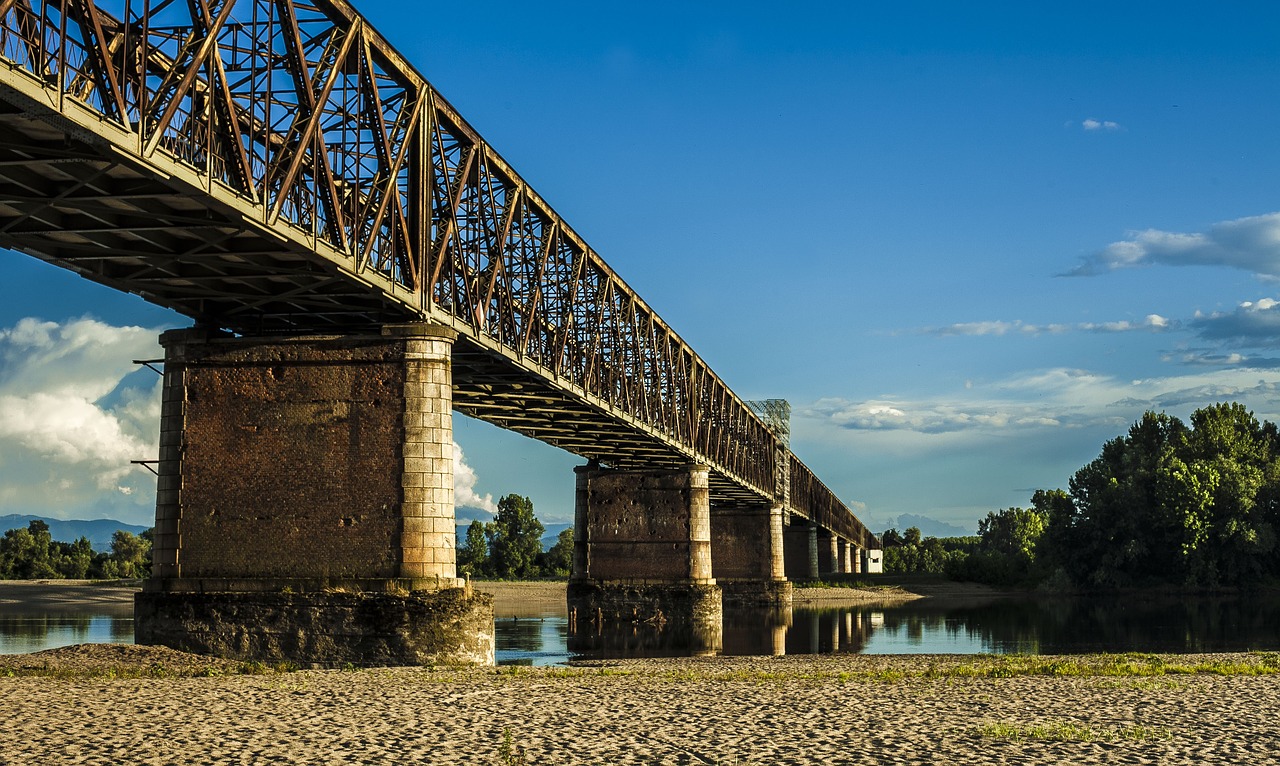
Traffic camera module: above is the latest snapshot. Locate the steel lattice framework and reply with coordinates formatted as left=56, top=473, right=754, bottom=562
left=0, top=0, right=876, bottom=547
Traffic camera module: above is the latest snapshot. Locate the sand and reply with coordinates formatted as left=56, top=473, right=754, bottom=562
left=1, top=649, right=1278, bottom=764
left=2, top=581, right=1277, bottom=764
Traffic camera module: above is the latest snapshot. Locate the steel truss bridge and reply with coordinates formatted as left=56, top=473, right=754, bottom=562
left=0, top=0, right=876, bottom=548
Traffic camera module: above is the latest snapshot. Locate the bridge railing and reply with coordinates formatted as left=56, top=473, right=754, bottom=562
left=0, top=0, right=868, bottom=529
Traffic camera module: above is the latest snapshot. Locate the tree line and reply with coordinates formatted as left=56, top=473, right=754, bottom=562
left=0, top=520, right=152, bottom=580
left=457, top=494, right=574, bottom=579
left=883, top=402, right=1280, bottom=589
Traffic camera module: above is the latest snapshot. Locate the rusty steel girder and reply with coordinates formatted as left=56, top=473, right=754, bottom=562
left=0, top=0, right=876, bottom=544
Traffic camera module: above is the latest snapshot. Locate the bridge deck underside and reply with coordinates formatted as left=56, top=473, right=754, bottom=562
left=0, top=102, right=766, bottom=509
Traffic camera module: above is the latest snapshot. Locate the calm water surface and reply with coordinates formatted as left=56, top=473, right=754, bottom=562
left=5, top=591, right=1279, bottom=664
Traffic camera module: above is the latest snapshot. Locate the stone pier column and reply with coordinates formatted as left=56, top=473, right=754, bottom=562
left=852, top=546, right=863, bottom=574
left=568, top=464, right=722, bottom=650
left=841, top=541, right=855, bottom=574
left=135, top=324, right=493, bottom=667
left=818, top=530, right=840, bottom=576
left=808, top=526, right=820, bottom=577
left=710, top=503, right=792, bottom=607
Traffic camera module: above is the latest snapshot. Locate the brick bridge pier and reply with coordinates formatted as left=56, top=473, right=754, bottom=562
left=134, top=324, right=494, bottom=667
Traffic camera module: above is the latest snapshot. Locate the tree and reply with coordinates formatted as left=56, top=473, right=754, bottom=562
left=880, top=528, right=904, bottom=548
left=1045, top=404, right=1280, bottom=588
left=1059, top=411, right=1187, bottom=587
left=487, top=494, right=544, bottom=579
left=539, top=528, right=573, bottom=578
left=107, top=530, right=151, bottom=579
left=458, top=520, right=490, bottom=577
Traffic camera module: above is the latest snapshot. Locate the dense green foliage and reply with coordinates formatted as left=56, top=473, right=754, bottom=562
left=918, top=403, right=1280, bottom=589
left=1048, top=404, right=1280, bottom=587
left=881, top=527, right=976, bottom=574
left=0, top=521, right=152, bottom=580
left=457, top=494, right=571, bottom=579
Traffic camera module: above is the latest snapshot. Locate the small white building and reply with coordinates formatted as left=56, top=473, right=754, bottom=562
left=862, top=549, right=884, bottom=574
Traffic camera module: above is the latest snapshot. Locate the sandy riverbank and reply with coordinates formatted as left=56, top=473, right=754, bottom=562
left=1, top=647, right=1277, bottom=764
left=1, top=580, right=1276, bottom=763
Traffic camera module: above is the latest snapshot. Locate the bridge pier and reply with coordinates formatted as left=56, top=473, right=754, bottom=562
left=568, top=463, right=722, bottom=653
left=782, top=517, right=819, bottom=581
left=818, top=530, right=840, bottom=577
left=710, top=503, right=792, bottom=607
left=135, top=324, right=494, bottom=667
left=839, top=540, right=856, bottom=575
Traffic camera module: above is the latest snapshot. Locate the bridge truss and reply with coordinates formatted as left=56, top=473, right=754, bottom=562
left=0, top=0, right=876, bottom=547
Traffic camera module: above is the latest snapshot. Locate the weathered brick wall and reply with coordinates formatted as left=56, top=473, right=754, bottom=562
left=176, top=335, right=406, bottom=581
left=709, top=505, right=780, bottom=581
left=575, top=466, right=713, bottom=583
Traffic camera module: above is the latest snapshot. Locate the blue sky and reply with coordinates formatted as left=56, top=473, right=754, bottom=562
left=4, top=1, right=1280, bottom=533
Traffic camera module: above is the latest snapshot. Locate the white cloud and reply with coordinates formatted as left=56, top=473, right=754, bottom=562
left=1065, top=211, right=1280, bottom=277
left=1081, top=118, right=1122, bottom=132
left=1189, top=297, right=1280, bottom=349
left=453, top=441, right=497, bottom=514
left=0, top=318, right=163, bottom=521
left=927, top=314, right=1172, bottom=337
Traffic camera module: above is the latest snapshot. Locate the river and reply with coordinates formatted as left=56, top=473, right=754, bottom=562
left=4, top=582, right=1278, bottom=665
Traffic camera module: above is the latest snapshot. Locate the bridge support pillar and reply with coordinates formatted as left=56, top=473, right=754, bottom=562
left=852, top=545, right=863, bottom=574
left=840, top=541, right=855, bottom=574
left=782, top=517, right=818, bottom=581
left=710, top=503, right=792, bottom=608
left=135, top=324, right=493, bottom=667
left=568, top=463, right=722, bottom=654
left=818, top=530, right=840, bottom=577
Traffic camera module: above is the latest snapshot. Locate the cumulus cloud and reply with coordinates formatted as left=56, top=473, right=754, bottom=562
left=0, top=317, right=164, bottom=521
left=1189, top=297, right=1280, bottom=349
left=1081, top=118, right=1122, bottom=132
left=926, top=314, right=1172, bottom=337
left=452, top=442, right=497, bottom=514
left=1064, top=212, right=1280, bottom=278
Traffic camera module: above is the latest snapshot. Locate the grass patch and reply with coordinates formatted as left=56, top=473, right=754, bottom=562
left=794, top=579, right=882, bottom=590
left=915, top=653, right=1280, bottom=680
left=0, top=659, right=294, bottom=680
left=977, top=720, right=1172, bottom=743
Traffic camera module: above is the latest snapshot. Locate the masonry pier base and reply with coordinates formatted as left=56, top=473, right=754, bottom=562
left=568, top=463, right=724, bottom=655
left=134, top=324, right=493, bottom=667
left=135, top=588, right=494, bottom=667
left=566, top=581, right=723, bottom=656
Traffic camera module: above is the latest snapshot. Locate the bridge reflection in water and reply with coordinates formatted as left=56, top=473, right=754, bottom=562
left=496, top=592, right=1280, bottom=665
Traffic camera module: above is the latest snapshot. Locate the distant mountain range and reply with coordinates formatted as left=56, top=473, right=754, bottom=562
left=0, top=514, right=150, bottom=552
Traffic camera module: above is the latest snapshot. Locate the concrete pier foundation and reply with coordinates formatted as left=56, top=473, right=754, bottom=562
left=135, top=324, right=493, bottom=666
left=568, top=463, right=723, bottom=644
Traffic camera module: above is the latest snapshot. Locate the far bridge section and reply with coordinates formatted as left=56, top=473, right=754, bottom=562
left=0, top=0, right=879, bottom=664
